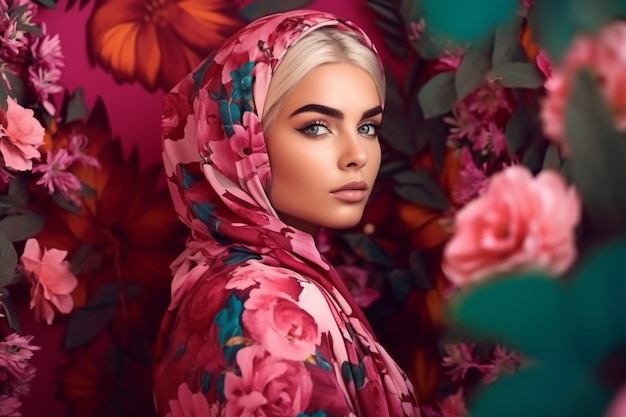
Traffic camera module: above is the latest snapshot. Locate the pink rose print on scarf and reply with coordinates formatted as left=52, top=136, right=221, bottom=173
left=165, top=382, right=217, bottom=417
left=232, top=112, right=270, bottom=187
left=162, top=93, right=192, bottom=141
left=20, top=238, right=78, bottom=325
left=0, top=97, right=45, bottom=171
left=226, top=261, right=303, bottom=300
left=242, top=282, right=321, bottom=361
left=224, top=345, right=313, bottom=417
left=443, top=165, right=581, bottom=287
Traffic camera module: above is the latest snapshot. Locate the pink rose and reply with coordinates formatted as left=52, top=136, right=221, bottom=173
left=541, top=22, right=626, bottom=154
left=224, top=345, right=313, bottom=417
left=0, top=98, right=44, bottom=171
left=20, top=238, right=78, bottom=324
left=443, top=166, right=581, bottom=286
left=606, top=385, right=626, bottom=417
left=242, top=287, right=320, bottom=361
left=165, top=382, right=216, bottom=417
left=336, top=265, right=380, bottom=308
left=226, top=262, right=303, bottom=300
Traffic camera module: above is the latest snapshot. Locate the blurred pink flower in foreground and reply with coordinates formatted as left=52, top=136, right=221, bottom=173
left=541, top=21, right=626, bottom=154
left=606, top=385, right=626, bottom=417
left=0, top=98, right=44, bottom=171
left=336, top=265, right=381, bottom=308
left=443, top=165, right=580, bottom=287
left=438, top=389, right=468, bottom=417
left=20, top=238, right=78, bottom=324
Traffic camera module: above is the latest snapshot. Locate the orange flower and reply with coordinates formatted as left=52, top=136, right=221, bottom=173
left=87, top=0, right=243, bottom=91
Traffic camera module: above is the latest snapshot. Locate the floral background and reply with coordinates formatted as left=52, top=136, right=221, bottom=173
left=1, top=0, right=626, bottom=416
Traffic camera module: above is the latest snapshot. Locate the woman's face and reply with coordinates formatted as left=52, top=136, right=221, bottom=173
left=264, top=62, right=382, bottom=235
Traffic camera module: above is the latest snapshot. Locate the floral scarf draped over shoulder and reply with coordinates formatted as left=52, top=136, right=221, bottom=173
left=154, top=9, right=420, bottom=417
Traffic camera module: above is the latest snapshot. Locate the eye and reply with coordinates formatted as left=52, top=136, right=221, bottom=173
left=357, top=122, right=380, bottom=137
left=297, top=121, right=331, bottom=137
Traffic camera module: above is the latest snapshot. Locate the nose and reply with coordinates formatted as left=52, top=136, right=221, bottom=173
left=338, top=131, right=368, bottom=170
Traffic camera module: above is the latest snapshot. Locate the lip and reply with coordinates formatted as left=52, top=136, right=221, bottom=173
left=330, top=180, right=369, bottom=203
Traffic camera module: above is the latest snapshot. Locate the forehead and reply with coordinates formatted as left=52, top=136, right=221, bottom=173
left=281, top=63, right=381, bottom=112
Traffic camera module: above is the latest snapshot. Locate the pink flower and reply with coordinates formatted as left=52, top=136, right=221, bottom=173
left=223, top=345, right=313, bottom=417
left=541, top=22, right=626, bottom=154
left=442, top=343, right=488, bottom=382
left=536, top=49, right=552, bottom=79
left=481, top=345, right=522, bottom=384
left=165, top=382, right=216, bottom=417
left=443, top=165, right=581, bottom=286
left=33, top=149, right=83, bottom=205
left=451, top=148, right=489, bottom=205
left=0, top=333, right=40, bottom=380
left=0, top=97, right=44, bottom=171
left=20, top=238, right=78, bottom=324
left=606, top=385, right=626, bottom=417
left=0, top=395, right=21, bottom=417
left=30, top=30, right=64, bottom=70
left=467, top=80, right=512, bottom=118
left=242, top=287, right=320, bottom=361
left=471, top=121, right=508, bottom=155
left=336, top=265, right=380, bottom=308
left=444, top=103, right=480, bottom=142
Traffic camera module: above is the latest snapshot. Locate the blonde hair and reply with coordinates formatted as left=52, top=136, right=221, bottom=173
left=261, top=27, right=385, bottom=133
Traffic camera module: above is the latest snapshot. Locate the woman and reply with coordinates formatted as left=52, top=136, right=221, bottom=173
left=154, top=9, right=420, bottom=417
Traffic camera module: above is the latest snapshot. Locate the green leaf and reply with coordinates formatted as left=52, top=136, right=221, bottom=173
left=521, top=140, right=548, bottom=172
left=7, top=177, right=28, bottom=207
left=490, top=62, right=544, bottom=89
left=492, top=16, right=523, bottom=67
left=0, top=289, right=20, bottom=333
left=505, top=105, right=530, bottom=156
left=422, top=0, right=517, bottom=43
left=449, top=276, right=574, bottom=361
left=367, top=0, right=409, bottom=60
left=0, top=231, right=17, bottom=288
left=342, top=234, right=394, bottom=267
left=542, top=143, right=561, bottom=171
left=409, top=251, right=432, bottom=290
left=32, top=0, right=56, bottom=8
left=455, top=39, right=493, bottom=101
left=0, top=210, right=44, bottom=242
left=380, top=76, right=416, bottom=156
left=239, top=0, right=314, bottom=21
left=568, top=240, right=626, bottom=363
left=418, top=72, right=457, bottom=118
left=65, top=88, right=88, bottom=123
left=65, top=282, right=143, bottom=350
left=565, top=70, right=626, bottom=234
left=388, top=269, right=414, bottom=303
left=393, top=169, right=449, bottom=210
left=470, top=363, right=613, bottom=417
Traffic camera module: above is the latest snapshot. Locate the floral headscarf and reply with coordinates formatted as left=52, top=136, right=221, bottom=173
left=161, top=10, right=383, bottom=330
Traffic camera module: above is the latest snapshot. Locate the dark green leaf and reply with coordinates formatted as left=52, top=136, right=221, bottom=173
left=470, top=363, right=613, bottom=417
left=455, top=39, right=493, bottom=101
left=422, top=0, right=517, bottom=43
left=568, top=240, right=626, bottom=363
left=69, top=243, right=103, bottom=275
left=425, top=116, right=450, bottom=173
left=0, top=210, right=44, bottom=242
left=418, top=72, right=457, bottom=118
left=380, top=76, right=416, bottom=156
left=542, top=143, right=561, bottom=171
left=342, top=233, right=394, bottom=267
left=32, top=0, right=56, bottom=8
left=65, top=282, right=142, bottom=350
left=4, top=72, right=25, bottom=104
left=490, top=62, right=544, bottom=89
left=52, top=190, right=81, bottom=214
left=81, top=181, right=96, bottom=198
left=505, top=105, right=529, bottom=156
left=0, top=289, right=20, bottom=333
left=565, top=70, right=626, bottom=234
left=368, top=0, right=409, bottom=59
left=492, top=16, right=523, bottom=67
left=65, top=88, right=88, bottom=123
left=409, top=251, right=432, bottom=290
left=393, top=169, right=449, bottom=210
left=0, top=231, right=17, bottom=288
left=378, top=159, right=411, bottom=177
left=521, top=140, right=548, bottom=172
left=449, top=275, right=573, bottom=361
left=7, top=177, right=28, bottom=207
left=389, top=269, right=414, bottom=302
left=239, top=0, right=314, bottom=21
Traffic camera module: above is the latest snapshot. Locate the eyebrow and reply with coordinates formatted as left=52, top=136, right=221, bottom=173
left=289, top=104, right=383, bottom=120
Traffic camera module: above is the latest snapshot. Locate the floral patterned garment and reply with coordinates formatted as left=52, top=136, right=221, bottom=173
left=154, top=10, right=420, bottom=417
